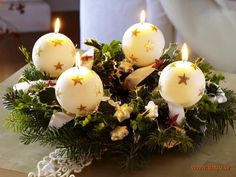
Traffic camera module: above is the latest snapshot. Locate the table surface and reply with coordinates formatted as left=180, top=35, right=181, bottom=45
left=0, top=66, right=236, bottom=177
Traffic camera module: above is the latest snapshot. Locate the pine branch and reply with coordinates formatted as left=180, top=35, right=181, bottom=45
left=5, top=111, right=31, bottom=133
left=19, top=46, right=32, bottom=63
left=20, top=64, right=50, bottom=82
left=2, top=87, right=21, bottom=110
left=145, top=128, right=193, bottom=153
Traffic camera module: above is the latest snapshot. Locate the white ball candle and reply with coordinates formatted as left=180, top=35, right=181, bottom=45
left=159, top=44, right=206, bottom=107
left=55, top=53, right=103, bottom=116
left=32, top=18, right=76, bottom=77
left=122, top=10, right=165, bottom=67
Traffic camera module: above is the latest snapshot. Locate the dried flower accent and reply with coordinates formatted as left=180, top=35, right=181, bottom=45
left=111, top=126, right=129, bottom=141
left=145, top=101, right=158, bottom=120
left=114, top=104, right=133, bottom=122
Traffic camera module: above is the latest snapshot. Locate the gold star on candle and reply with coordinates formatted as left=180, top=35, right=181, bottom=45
left=191, top=63, right=198, bottom=70
left=50, top=39, right=64, bottom=47
left=144, top=40, right=153, bottom=52
left=95, top=84, right=102, bottom=97
left=178, top=73, right=189, bottom=85
left=56, top=88, right=62, bottom=99
left=132, top=28, right=140, bottom=37
left=151, top=25, right=158, bottom=32
left=198, top=88, right=205, bottom=96
left=37, top=48, right=43, bottom=57
left=54, top=62, right=64, bottom=70
left=72, top=76, right=83, bottom=86
left=129, top=54, right=138, bottom=62
left=72, top=48, right=76, bottom=58
left=77, top=104, right=87, bottom=113
left=170, top=63, right=176, bottom=68
left=157, top=84, right=162, bottom=92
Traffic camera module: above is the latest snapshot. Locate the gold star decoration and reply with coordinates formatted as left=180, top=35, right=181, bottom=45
left=132, top=28, right=140, bottom=37
left=72, top=48, right=76, bottom=58
left=50, top=39, right=64, bottom=47
left=151, top=25, right=158, bottom=32
left=54, top=62, right=64, bottom=70
left=37, top=48, right=43, bottom=57
left=129, top=54, right=138, bottom=63
left=144, top=40, right=153, bottom=52
left=178, top=73, right=189, bottom=85
left=157, top=84, right=162, bottom=92
left=198, top=88, right=205, bottom=96
left=72, top=76, right=83, bottom=86
left=170, top=63, right=176, bottom=68
left=191, top=63, right=198, bottom=70
left=56, top=89, right=62, bottom=99
left=95, top=84, right=102, bottom=97
left=77, top=104, right=87, bottom=114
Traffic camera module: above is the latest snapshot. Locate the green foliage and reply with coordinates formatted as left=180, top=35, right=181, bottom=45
left=2, top=40, right=236, bottom=171
left=18, top=47, right=51, bottom=82
left=20, top=64, right=51, bottom=82
left=19, top=46, right=32, bottom=63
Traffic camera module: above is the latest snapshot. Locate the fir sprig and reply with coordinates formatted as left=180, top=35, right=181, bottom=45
left=2, top=40, right=236, bottom=171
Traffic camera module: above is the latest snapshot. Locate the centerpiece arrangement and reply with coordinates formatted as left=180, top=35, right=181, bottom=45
left=3, top=11, right=236, bottom=177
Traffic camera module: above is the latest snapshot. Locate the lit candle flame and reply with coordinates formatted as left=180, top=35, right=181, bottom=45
left=54, top=18, right=60, bottom=33
left=76, top=51, right=82, bottom=68
left=181, top=43, right=189, bottom=61
left=140, top=10, right=146, bottom=24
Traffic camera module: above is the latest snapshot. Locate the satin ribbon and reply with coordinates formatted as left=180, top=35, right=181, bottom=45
left=124, top=63, right=185, bottom=125
left=167, top=102, right=185, bottom=126
left=80, top=47, right=94, bottom=69
left=49, top=112, right=75, bottom=129
left=123, top=64, right=155, bottom=90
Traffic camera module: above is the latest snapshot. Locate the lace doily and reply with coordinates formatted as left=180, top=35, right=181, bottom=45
left=28, top=148, right=93, bottom=177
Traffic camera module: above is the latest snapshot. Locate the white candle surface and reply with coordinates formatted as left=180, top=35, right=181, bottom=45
left=122, top=10, right=165, bottom=67
left=32, top=18, right=76, bottom=77
left=159, top=43, right=206, bottom=107
left=55, top=52, right=103, bottom=116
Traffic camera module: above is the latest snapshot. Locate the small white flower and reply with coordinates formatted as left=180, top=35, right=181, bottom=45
left=216, top=89, right=227, bottom=103
left=208, top=85, right=227, bottom=104
left=111, top=126, right=129, bottom=141
left=114, top=104, right=133, bottom=122
left=145, top=101, right=159, bottom=120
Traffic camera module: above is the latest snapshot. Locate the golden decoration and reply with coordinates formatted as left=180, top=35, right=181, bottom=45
left=144, top=40, right=153, bottom=52
left=56, top=89, right=62, bottom=99
left=77, top=104, right=87, bottom=113
left=129, top=54, right=139, bottom=63
left=178, top=73, right=189, bottom=85
left=95, top=84, right=102, bottom=97
left=72, top=48, right=76, bottom=58
left=191, top=63, right=198, bottom=70
left=50, top=39, right=64, bottom=47
left=151, top=25, right=158, bottom=32
left=37, top=48, right=43, bottom=57
left=157, top=84, right=162, bottom=92
left=132, top=28, right=140, bottom=37
left=170, top=63, right=176, bottom=68
left=72, top=76, right=83, bottom=86
left=198, top=88, right=205, bottom=96
left=54, top=62, right=64, bottom=70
